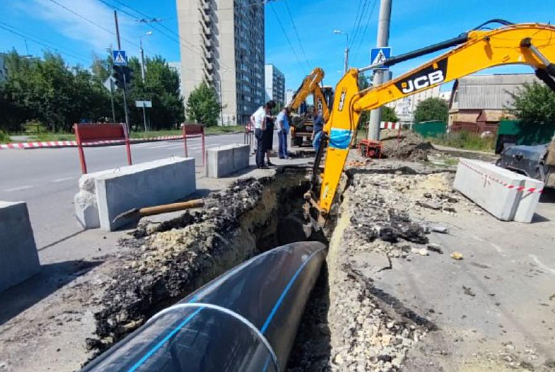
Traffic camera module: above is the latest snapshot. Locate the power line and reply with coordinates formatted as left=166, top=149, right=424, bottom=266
left=46, top=0, right=142, bottom=50
left=283, top=0, right=311, bottom=70
left=352, top=0, right=379, bottom=61
left=350, top=0, right=372, bottom=52
left=270, top=3, right=306, bottom=73
left=103, top=0, right=237, bottom=72
left=349, top=0, right=370, bottom=48
left=0, top=22, right=90, bottom=63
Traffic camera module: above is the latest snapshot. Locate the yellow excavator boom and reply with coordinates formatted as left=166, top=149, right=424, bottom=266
left=318, top=22, right=555, bottom=214
left=287, top=67, right=331, bottom=121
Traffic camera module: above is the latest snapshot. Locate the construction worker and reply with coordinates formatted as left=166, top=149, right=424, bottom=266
left=276, top=107, right=290, bottom=159
left=251, top=100, right=276, bottom=169
left=312, top=109, right=324, bottom=152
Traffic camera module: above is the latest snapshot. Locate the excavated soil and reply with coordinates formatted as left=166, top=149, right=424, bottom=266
left=380, top=129, right=436, bottom=161
left=86, top=167, right=325, bottom=354
left=287, top=163, right=472, bottom=372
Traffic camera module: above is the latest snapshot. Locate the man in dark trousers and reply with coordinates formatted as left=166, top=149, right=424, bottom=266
left=251, top=100, right=276, bottom=169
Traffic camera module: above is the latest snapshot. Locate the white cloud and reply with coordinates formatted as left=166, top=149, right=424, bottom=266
left=24, top=0, right=142, bottom=53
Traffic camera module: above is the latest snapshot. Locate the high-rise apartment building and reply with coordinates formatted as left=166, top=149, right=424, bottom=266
left=264, top=64, right=285, bottom=105
left=176, top=0, right=265, bottom=125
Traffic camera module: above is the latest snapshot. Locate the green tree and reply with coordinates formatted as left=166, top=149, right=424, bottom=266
left=414, top=97, right=449, bottom=123
left=0, top=51, right=111, bottom=132
left=508, top=82, right=555, bottom=125
left=127, top=56, right=184, bottom=130
left=382, top=106, right=399, bottom=122
left=185, top=81, right=220, bottom=127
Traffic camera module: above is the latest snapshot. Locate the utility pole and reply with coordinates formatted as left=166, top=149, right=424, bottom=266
left=114, top=10, right=130, bottom=131
left=367, top=0, right=392, bottom=140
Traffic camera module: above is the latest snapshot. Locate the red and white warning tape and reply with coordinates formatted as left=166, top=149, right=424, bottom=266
left=459, top=160, right=543, bottom=194
left=380, top=121, right=401, bottom=130
left=0, top=135, right=183, bottom=150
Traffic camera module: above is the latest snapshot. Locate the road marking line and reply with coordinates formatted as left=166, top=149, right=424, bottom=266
left=529, top=254, right=555, bottom=275
left=51, top=177, right=74, bottom=183
left=4, top=185, right=34, bottom=192
left=145, top=144, right=176, bottom=149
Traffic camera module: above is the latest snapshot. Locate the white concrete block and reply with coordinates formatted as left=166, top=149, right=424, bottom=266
left=454, top=159, right=523, bottom=221
left=454, top=159, right=544, bottom=223
left=514, top=177, right=544, bottom=223
left=74, top=169, right=114, bottom=229
left=74, top=190, right=100, bottom=229
left=95, top=157, right=196, bottom=231
left=0, top=201, right=40, bottom=292
left=206, top=144, right=250, bottom=178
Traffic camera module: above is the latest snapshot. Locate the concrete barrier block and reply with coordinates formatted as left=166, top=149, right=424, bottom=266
left=74, top=170, right=114, bottom=229
left=95, top=157, right=196, bottom=231
left=0, top=201, right=40, bottom=292
left=454, top=159, right=523, bottom=221
left=206, top=144, right=250, bottom=178
left=514, top=177, right=544, bottom=223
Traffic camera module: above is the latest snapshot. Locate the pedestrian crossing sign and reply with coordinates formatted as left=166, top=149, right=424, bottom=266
left=112, top=50, right=127, bottom=66
left=370, top=47, right=391, bottom=68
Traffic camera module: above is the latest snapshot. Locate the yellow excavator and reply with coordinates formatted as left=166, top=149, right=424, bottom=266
left=287, top=68, right=333, bottom=146
left=313, top=20, right=555, bottom=216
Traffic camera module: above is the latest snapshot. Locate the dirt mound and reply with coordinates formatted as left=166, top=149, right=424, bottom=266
left=380, top=130, right=435, bottom=161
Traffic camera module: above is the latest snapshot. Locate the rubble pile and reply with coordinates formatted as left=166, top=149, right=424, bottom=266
left=380, top=130, right=436, bottom=161
left=87, top=168, right=317, bottom=352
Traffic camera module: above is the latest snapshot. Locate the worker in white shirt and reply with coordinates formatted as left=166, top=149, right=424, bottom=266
left=250, top=100, right=276, bottom=168
left=276, top=107, right=290, bottom=159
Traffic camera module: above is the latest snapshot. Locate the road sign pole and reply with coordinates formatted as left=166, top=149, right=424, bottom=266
left=368, top=0, right=392, bottom=141
left=114, top=11, right=130, bottom=132
left=142, top=103, right=148, bottom=132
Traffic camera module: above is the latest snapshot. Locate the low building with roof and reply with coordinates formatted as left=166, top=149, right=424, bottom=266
left=448, top=74, right=539, bottom=131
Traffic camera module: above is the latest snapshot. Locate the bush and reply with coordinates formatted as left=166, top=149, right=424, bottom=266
left=431, top=131, right=495, bottom=151
left=22, top=120, right=48, bottom=134
left=0, top=131, right=10, bottom=143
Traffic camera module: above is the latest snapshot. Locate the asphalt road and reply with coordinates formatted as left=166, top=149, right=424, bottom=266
left=0, top=133, right=250, bottom=250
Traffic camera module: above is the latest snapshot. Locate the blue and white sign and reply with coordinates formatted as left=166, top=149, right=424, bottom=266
left=370, top=47, right=391, bottom=68
left=112, top=50, right=127, bottom=66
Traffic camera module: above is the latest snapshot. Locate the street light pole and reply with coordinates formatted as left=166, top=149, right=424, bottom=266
left=334, top=30, right=350, bottom=73
left=140, top=39, right=146, bottom=81
left=139, top=31, right=152, bottom=131
left=139, top=31, right=152, bottom=82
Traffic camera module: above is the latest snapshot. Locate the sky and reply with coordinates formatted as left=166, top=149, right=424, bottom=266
left=0, top=0, right=553, bottom=92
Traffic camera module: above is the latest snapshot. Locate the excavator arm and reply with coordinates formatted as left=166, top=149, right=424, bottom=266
left=318, top=22, right=555, bottom=214
left=288, top=67, right=331, bottom=120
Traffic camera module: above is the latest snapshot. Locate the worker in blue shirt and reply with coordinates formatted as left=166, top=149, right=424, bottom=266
left=312, top=110, right=324, bottom=152
left=276, top=107, right=290, bottom=159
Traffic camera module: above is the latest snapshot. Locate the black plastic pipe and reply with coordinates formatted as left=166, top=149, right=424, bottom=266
left=82, top=241, right=327, bottom=372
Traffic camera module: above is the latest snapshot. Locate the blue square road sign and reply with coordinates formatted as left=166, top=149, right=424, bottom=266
left=370, top=47, right=391, bottom=68
left=112, top=50, right=127, bottom=66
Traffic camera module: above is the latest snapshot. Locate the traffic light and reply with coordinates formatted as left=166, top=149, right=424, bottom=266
left=112, top=65, right=125, bottom=89
left=112, top=65, right=133, bottom=89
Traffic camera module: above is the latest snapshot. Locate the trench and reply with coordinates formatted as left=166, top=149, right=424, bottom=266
left=89, top=166, right=330, bottom=356
left=89, top=164, right=433, bottom=370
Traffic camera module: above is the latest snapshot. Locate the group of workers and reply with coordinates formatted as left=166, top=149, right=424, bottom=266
left=250, top=100, right=324, bottom=169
